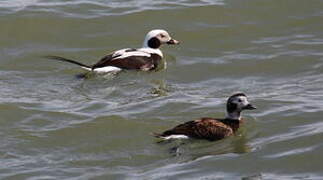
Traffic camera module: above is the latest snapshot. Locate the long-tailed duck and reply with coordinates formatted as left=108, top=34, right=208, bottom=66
left=154, top=93, right=256, bottom=141
left=46, top=29, right=179, bottom=74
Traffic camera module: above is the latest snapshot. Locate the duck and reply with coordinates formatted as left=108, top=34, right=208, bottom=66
left=154, top=93, right=256, bottom=141
left=46, top=29, right=179, bottom=74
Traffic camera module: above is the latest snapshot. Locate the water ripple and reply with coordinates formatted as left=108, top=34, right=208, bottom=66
left=264, top=145, right=318, bottom=159
left=251, top=121, right=323, bottom=148
left=0, top=0, right=224, bottom=17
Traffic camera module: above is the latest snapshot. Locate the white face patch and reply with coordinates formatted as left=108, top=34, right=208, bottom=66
left=226, top=94, right=254, bottom=120
left=142, top=29, right=172, bottom=48
left=233, top=96, right=249, bottom=109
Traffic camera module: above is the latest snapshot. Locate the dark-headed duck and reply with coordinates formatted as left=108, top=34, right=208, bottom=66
left=46, top=29, right=179, bottom=74
left=154, top=93, right=256, bottom=141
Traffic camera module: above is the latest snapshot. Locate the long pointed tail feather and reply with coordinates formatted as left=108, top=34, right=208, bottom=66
left=44, top=55, right=91, bottom=69
left=151, top=132, right=164, bottom=138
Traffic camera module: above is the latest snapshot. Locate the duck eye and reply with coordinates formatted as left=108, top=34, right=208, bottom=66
left=238, top=99, right=242, bottom=102
left=160, top=34, right=165, bottom=38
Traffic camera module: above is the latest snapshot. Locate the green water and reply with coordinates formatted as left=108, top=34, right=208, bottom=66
left=1, top=0, right=323, bottom=179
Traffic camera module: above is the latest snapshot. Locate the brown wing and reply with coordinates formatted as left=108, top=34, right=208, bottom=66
left=92, top=48, right=136, bottom=69
left=161, top=118, right=234, bottom=141
left=92, top=51, right=161, bottom=71
left=91, top=53, right=119, bottom=69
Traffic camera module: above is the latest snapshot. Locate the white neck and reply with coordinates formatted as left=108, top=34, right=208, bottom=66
left=139, top=46, right=163, bottom=58
left=225, top=111, right=241, bottom=120
left=143, top=39, right=149, bottom=48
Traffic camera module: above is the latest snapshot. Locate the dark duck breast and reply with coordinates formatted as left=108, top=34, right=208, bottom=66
left=155, top=93, right=256, bottom=141
left=46, top=29, right=179, bottom=74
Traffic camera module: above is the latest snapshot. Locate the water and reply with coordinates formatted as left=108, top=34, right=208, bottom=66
left=1, top=0, right=323, bottom=179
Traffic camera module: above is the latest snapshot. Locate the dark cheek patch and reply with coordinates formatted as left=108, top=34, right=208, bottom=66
left=148, top=37, right=161, bottom=49
left=227, top=102, right=237, bottom=113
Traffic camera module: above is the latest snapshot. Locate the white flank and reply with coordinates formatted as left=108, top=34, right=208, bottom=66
left=93, top=66, right=122, bottom=73
left=81, top=66, right=122, bottom=73
left=81, top=67, right=91, bottom=71
left=161, top=135, right=189, bottom=140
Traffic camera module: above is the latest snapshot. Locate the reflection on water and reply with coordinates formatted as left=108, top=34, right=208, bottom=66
left=149, top=79, right=170, bottom=97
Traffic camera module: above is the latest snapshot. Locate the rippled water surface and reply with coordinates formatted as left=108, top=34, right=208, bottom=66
left=1, top=0, right=323, bottom=179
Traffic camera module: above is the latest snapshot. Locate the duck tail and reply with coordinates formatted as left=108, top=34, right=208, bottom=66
left=151, top=132, right=164, bottom=138
left=44, top=55, right=91, bottom=69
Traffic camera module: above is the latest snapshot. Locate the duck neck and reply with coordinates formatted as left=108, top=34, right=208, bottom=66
left=143, top=40, right=149, bottom=48
left=222, top=112, right=242, bottom=133
left=225, top=110, right=241, bottom=121
left=141, top=40, right=163, bottom=58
